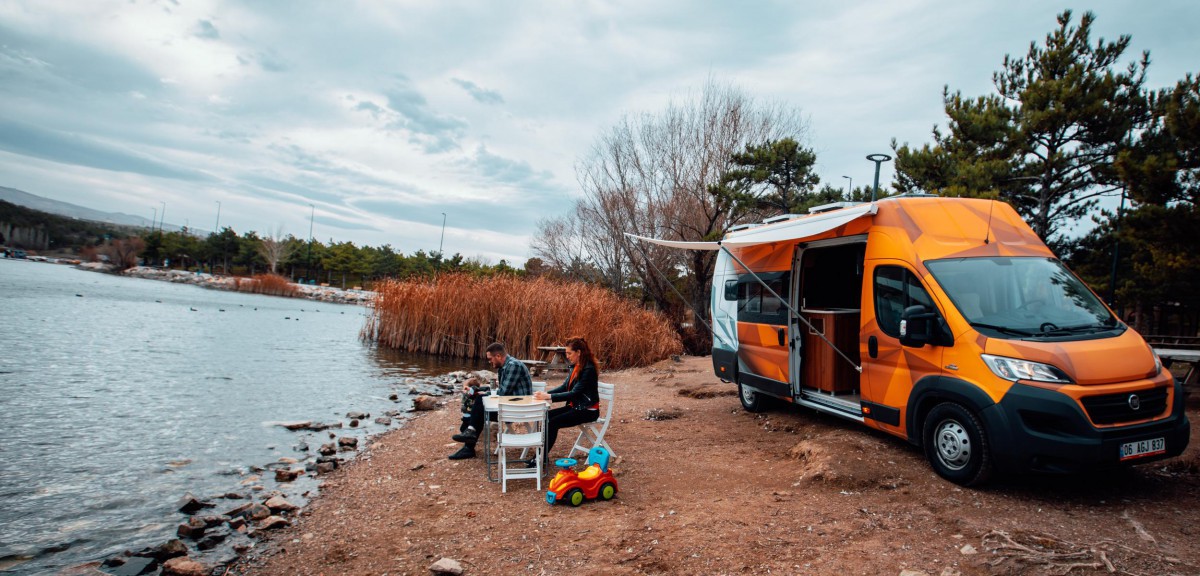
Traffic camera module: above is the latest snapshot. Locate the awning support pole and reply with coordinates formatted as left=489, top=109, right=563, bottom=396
left=624, top=236, right=733, bottom=350
left=719, top=245, right=862, bottom=374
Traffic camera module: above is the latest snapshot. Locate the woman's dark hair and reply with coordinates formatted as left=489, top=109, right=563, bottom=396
left=565, top=336, right=596, bottom=370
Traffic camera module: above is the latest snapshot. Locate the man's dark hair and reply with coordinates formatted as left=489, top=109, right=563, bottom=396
left=485, top=342, right=506, bottom=355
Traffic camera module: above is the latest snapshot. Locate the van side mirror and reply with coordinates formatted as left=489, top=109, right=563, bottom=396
left=899, top=305, right=938, bottom=348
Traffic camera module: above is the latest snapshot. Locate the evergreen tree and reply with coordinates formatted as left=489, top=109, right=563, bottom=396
left=893, top=10, right=1149, bottom=250
left=714, top=137, right=820, bottom=217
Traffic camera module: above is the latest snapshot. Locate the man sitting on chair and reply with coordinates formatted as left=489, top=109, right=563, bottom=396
left=448, top=342, right=533, bottom=460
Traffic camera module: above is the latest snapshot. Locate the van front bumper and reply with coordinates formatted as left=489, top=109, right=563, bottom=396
left=983, top=379, right=1190, bottom=475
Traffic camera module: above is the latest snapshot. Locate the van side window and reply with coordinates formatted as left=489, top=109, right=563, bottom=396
left=874, top=266, right=935, bottom=338
left=736, top=272, right=789, bottom=325
left=724, top=279, right=738, bottom=301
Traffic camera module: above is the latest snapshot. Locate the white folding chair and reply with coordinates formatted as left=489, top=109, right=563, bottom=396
left=497, top=401, right=547, bottom=492
left=567, top=382, right=616, bottom=459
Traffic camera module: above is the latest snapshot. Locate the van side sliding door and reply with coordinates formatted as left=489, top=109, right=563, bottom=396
left=734, top=272, right=791, bottom=398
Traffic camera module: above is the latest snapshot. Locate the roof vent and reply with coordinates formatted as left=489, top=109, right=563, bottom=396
left=807, top=201, right=864, bottom=214
left=728, top=223, right=755, bottom=232
left=762, top=213, right=803, bottom=225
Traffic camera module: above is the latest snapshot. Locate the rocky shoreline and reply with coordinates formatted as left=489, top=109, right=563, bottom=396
left=57, top=369, right=494, bottom=576
left=75, top=263, right=375, bottom=306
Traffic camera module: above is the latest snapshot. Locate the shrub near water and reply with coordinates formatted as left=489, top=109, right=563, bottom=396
left=233, top=274, right=301, bottom=298
left=362, top=274, right=683, bottom=370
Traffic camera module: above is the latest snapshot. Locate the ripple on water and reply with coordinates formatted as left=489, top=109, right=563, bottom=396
left=0, top=260, right=470, bottom=574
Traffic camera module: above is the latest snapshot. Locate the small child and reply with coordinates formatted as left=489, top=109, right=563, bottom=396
left=459, top=376, right=490, bottom=432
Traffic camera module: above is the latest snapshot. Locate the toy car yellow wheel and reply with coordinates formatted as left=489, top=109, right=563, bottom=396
left=599, top=482, right=616, bottom=501
left=566, top=488, right=584, bottom=507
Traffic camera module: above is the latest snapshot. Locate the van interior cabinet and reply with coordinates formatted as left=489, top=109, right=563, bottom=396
left=801, top=309, right=860, bottom=393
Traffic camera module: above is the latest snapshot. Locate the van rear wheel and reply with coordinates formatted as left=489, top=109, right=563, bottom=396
left=922, top=402, right=992, bottom=486
left=738, top=381, right=766, bottom=412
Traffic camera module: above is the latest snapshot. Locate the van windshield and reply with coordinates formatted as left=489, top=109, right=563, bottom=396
left=926, top=257, right=1119, bottom=338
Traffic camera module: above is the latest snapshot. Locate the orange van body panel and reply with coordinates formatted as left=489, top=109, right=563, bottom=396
left=736, top=322, right=789, bottom=382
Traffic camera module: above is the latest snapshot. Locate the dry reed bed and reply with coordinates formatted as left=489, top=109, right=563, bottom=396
left=232, top=274, right=301, bottom=298
left=362, top=274, right=683, bottom=370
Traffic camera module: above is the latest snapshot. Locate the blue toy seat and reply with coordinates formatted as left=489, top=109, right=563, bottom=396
left=585, top=446, right=610, bottom=472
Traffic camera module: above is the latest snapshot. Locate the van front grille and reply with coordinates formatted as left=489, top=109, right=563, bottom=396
left=1080, top=388, right=1168, bottom=425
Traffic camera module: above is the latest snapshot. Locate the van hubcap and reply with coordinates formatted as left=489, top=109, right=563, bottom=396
left=935, top=420, right=971, bottom=471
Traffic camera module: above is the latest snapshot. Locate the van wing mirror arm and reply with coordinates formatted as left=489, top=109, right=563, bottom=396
left=720, top=245, right=863, bottom=374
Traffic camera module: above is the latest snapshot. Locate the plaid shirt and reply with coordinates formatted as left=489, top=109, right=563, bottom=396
left=495, top=354, right=532, bottom=396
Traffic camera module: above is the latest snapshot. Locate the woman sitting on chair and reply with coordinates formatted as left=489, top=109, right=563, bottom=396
left=532, top=336, right=600, bottom=466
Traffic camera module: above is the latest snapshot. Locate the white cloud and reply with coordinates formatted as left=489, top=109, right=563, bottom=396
left=0, top=0, right=1197, bottom=264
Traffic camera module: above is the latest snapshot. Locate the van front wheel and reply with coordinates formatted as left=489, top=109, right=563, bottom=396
left=922, top=402, right=992, bottom=486
left=738, top=381, right=766, bottom=412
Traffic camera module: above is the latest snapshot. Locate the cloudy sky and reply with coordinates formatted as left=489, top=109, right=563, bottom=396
left=1, top=1, right=1196, bottom=264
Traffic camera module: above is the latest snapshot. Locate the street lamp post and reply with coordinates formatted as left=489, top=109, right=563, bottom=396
left=866, top=154, right=892, bottom=202
left=842, top=175, right=852, bottom=198
left=159, top=201, right=166, bottom=232
left=306, top=204, right=315, bottom=284
left=151, top=207, right=157, bottom=230
left=438, top=213, right=447, bottom=257
left=435, top=212, right=447, bottom=279
left=214, top=200, right=221, bottom=233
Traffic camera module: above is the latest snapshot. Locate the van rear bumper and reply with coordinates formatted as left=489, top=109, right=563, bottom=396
left=983, top=380, right=1190, bottom=475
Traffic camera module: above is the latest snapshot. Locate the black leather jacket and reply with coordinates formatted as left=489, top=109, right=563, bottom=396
left=547, top=363, right=599, bottom=411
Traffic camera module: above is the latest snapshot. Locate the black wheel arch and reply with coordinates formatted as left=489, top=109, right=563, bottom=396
left=906, top=375, right=999, bottom=448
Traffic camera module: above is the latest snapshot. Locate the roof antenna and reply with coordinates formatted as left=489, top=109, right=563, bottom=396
left=983, top=199, right=994, bottom=245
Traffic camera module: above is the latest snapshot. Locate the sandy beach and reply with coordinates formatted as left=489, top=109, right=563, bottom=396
left=228, top=356, right=1200, bottom=576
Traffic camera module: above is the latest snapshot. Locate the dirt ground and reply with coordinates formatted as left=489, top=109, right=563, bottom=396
left=230, top=356, right=1200, bottom=576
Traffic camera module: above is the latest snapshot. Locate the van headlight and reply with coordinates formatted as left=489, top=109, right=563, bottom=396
left=981, top=354, right=1072, bottom=384
left=1147, top=343, right=1163, bottom=376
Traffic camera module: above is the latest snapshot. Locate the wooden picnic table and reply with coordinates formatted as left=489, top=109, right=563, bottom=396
left=537, top=346, right=570, bottom=372
left=518, top=358, right=547, bottom=376
left=1155, top=347, right=1200, bottom=386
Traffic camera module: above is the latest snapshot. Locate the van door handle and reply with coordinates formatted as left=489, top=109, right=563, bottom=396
left=777, top=328, right=786, bottom=347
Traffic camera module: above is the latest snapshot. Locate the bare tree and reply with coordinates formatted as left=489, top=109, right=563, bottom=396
left=257, top=226, right=294, bottom=274
left=101, top=237, right=145, bottom=271
left=567, top=79, right=808, bottom=348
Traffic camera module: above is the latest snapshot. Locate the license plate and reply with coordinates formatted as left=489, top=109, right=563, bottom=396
left=1120, top=437, right=1165, bottom=461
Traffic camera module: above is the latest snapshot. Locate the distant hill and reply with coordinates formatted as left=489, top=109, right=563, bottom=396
left=0, top=186, right=155, bottom=229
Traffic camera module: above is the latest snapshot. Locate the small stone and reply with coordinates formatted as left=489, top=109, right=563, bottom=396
left=279, top=421, right=312, bottom=431
left=278, top=457, right=298, bottom=464
left=316, top=462, right=335, bottom=474
left=429, top=557, right=463, bottom=575
left=375, top=416, right=392, bottom=426
left=349, top=419, right=359, bottom=428
left=274, top=468, right=303, bottom=482
left=318, top=443, right=336, bottom=456
left=264, top=495, right=298, bottom=512
left=259, top=516, right=289, bottom=530
left=161, top=556, right=207, bottom=576
left=337, top=436, right=358, bottom=449
left=175, top=493, right=214, bottom=514
left=346, top=411, right=369, bottom=420
left=899, top=570, right=930, bottom=576
left=227, top=517, right=246, bottom=531
left=247, top=503, right=271, bottom=521
left=960, top=544, right=977, bottom=555
left=389, top=393, right=399, bottom=401
left=411, top=395, right=438, bottom=411
left=109, top=556, right=156, bottom=576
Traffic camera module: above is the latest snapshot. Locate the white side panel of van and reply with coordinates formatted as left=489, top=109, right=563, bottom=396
left=711, top=248, right=738, bottom=352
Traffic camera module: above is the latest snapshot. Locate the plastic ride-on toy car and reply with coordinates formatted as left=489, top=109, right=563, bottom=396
left=545, top=446, right=617, bottom=506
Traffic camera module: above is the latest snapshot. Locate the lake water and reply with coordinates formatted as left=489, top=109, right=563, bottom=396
left=0, top=260, right=473, bottom=574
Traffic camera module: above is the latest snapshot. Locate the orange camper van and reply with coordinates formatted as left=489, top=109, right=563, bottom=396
left=630, top=195, right=1189, bottom=485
